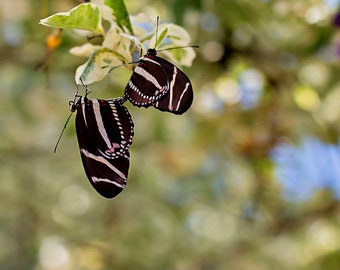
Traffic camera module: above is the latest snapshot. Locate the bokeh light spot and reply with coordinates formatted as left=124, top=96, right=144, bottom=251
left=319, top=86, right=340, bottom=123
left=293, top=85, right=320, bottom=111
left=187, top=205, right=235, bottom=242
left=232, top=26, right=253, bottom=48
left=59, top=185, right=91, bottom=216
left=202, top=41, right=224, bottom=62
left=215, top=77, right=240, bottom=105
left=39, top=237, right=70, bottom=270
left=299, top=62, right=330, bottom=87
left=305, top=5, right=329, bottom=24
left=272, top=137, right=340, bottom=201
left=194, top=85, right=224, bottom=114
left=200, top=12, right=220, bottom=32
left=238, top=68, right=264, bottom=109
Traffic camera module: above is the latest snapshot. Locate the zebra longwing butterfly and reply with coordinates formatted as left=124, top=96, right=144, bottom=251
left=124, top=48, right=194, bottom=115
left=74, top=96, right=134, bottom=198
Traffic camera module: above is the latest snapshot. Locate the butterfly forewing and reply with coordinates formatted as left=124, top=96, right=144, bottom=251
left=81, top=98, right=134, bottom=158
left=125, top=57, right=169, bottom=107
left=75, top=97, right=134, bottom=198
left=152, top=56, right=194, bottom=114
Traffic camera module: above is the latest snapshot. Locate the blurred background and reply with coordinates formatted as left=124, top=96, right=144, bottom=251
left=2, top=0, right=340, bottom=269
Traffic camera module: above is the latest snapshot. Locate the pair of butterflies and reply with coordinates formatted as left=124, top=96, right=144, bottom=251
left=73, top=48, right=194, bottom=198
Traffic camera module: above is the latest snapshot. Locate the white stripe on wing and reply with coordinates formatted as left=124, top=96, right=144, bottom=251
left=91, top=100, right=112, bottom=150
left=134, top=59, right=164, bottom=90
left=80, top=149, right=127, bottom=180
left=91, top=176, right=126, bottom=188
left=175, top=83, right=190, bottom=111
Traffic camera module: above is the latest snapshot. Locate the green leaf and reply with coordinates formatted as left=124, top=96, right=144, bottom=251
left=39, top=3, right=104, bottom=35
left=75, top=48, right=123, bottom=85
left=156, top=27, right=168, bottom=47
left=104, top=0, right=134, bottom=35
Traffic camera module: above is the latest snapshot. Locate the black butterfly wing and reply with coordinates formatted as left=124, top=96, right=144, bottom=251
left=124, top=57, right=169, bottom=107
left=81, top=98, right=134, bottom=159
left=152, top=56, right=194, bottom=115
left=79, top=148, right=130, bottom=199
left=75, top=97, right=133, bottom=198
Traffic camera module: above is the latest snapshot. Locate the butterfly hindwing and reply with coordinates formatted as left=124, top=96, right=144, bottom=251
left=151, top=56, right=193, bottom=115
left=124, top=57, right=169, bottom=107
left=75, top=97, right=134, bottom=198
left=79, top=147, right=130, bottom=199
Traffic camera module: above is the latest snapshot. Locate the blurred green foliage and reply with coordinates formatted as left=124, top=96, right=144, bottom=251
left=1, top=0, right=340, bottom=269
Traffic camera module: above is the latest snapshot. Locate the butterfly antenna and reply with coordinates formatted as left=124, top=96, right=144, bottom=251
left=157, top=45, right=199, bottom=52
left=154, top=16, right=160, bottom=49
left=53, top=111, right=74, bottom=153
left=108, top=60, right=140, bottom=73
left=53, top=83, right=81, bottom=153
